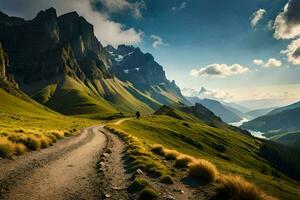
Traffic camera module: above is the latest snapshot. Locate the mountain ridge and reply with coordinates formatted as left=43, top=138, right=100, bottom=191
left=0, top=8, right=186, bottom=115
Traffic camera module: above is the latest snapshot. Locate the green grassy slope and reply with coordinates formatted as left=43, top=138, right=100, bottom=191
left=0, top=88, right=97, bottom=151
left=31, top=76, right=160, bottom=116
left=264, top=131, right=300, bottom=149
left=110, top=113, right=300, bottom=199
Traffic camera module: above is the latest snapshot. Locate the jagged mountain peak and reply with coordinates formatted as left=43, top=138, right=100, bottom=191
left=34, top=7, right=57, bottom=21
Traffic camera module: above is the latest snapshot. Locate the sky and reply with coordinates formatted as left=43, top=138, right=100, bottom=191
left=1, top=0, right=300, bottom=105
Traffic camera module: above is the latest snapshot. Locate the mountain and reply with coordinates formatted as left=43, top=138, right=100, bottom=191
left=268, top=101, right=300, bottom=115
left=246, top=107, right=276, bottom=120
left=105, top=45, right=189, bottom=106
left=241, top=105, right=300, bottom=133
left=0, top=8, right=187, bottom=115
left=186, top=97, right=243, bottom=123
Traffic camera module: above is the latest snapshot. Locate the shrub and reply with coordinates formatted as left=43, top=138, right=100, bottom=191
left=24, top=135, right=40, bottom=150
left=160, top=175, right=174, bottom=184
left=163, top=149, right=181, bottom=160
left=128, top=178, right=150, bottom=193
left=0, top=137, right=14, bottom=157
left=151, top=144, right=164, bottom=156
left=213, top=175, right=276, bottom=200
left=138, top=188, right=158, bottom=200
left=14, top=143, right=27, bottom=155
left=49, top=131, right=64, bottom=139
left=8, top=134, right=26, bottom=143
left=175, top=154, right=196, bottom=168
left=46, top=133, right=57, bottom=143
left=40, top=136, right=51, bottom=148
left=189, top=159, right=218, bottom=181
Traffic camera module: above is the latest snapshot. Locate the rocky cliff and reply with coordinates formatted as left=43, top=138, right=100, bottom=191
left=0, top=8, right=188, bottom=115
left=106, top=45, right=189, bottom=106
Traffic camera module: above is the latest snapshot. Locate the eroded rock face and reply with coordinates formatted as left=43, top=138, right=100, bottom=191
left=106, top=45, right=176, bottom=90
left=0, top=8, right=111, bottom=87
left=0, top=42, right=8, bottom=79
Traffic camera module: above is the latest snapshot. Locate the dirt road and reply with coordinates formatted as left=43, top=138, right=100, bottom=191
left=0, top=126, right=107, bottom=200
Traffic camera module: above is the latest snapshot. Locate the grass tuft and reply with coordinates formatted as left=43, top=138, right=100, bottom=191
left=128, top=178, right=150, bottom=193
left=189, top=159, right=218, bottom=182
left=0, top=137, right=14, bottom=157
left=175, top=154, right=196, bottom=168
left=14, top=143, right=27, bottom=155
left=213, top=175, right=277, bottom=200
left=24, top=135, right=41, bottom=150
left=138, top=188, right=158, bottom=200
left=162, top=149, right=181, bottom=160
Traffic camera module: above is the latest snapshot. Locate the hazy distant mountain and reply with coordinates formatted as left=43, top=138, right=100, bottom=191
left=268, top=101, right=300, bottom=115
left=186, top=96, right=243, bottom=123
left=242, top=101, right=300, bottom=133
left=222, top=102, right=250, bottom=113
left=246, top=107, right=277, bottom=120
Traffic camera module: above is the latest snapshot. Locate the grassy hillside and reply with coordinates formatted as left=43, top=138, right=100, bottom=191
left=0, top=88, right=97, bottom=157
left=263, top=131, right=300, bottom=149
left=31, top=76, right=160, bottom=116
left=242, top=107, right=300, bottom=133
left=109, top=113, right=300, bottom=199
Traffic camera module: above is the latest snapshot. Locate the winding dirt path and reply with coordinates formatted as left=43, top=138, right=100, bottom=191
left=0, top=126, right=107, bottom=200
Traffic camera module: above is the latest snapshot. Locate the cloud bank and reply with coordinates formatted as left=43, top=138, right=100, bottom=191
left=190, top=64, right=249, bottom=77
left=274, top=0, right=300, bottom=39
left=281, top=38, right=300, bottom=65
left=92, top=0, right=146, bottom=19
left=0, top=0, right=144, bottom=46
left=250, top=9, right=266, bottom=28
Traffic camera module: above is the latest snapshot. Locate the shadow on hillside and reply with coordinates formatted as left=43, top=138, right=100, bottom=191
left=181, top=176, right=210, bottom=188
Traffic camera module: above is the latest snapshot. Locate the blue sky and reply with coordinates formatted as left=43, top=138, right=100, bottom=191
left=1, top=0, right=300, bottom=104
left=103, top=0, right=300, bottom=103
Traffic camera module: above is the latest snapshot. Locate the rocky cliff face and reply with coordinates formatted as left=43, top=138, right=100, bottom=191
left=0, top=8, right=189, bottom=115
left=0, top=8, right=111, bottom=87
left=106, top=45, right=188, bottom=105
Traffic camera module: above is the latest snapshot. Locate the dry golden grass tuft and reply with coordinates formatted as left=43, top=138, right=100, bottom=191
left=0, top=137, right=27, bottom=157
left=175, top=154, right=196, bottom=168
left=188, top=159, right=219, bottom=182
left=213, top=175, right=277, bottom=200
left=14, top=143, right=27, bottom=155
left=0, top=137, right=15, bottom=157
left=162, top=149, right=181, bottom=160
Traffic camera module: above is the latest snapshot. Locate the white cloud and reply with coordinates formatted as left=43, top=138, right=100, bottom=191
left=274, top=0, right=300, bottom=39
left=265, top=58, right=282, bottom=68
left=182, top=87, right=234, bottom=101
left=253, top=59, right=264, bottom=65
left=0, top=0, right=144, bottom=46
left=253, top=58, right=282, bottom=68
left=94, top=0, right=146, bottom=19
left=190, top=64, right=249, bottom=77
left=250, top=8, right=266, bottom=28
left=150, top=35, right=167, bottom=49
left=281, top=38, right=300, bottom=65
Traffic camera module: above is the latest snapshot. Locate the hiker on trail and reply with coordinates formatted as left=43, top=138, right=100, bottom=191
left=136, top=111, right=141, bottom=120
